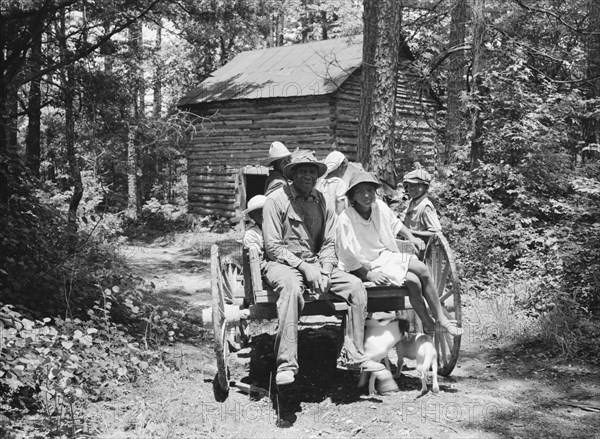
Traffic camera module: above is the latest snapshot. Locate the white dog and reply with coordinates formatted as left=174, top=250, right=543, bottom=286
left=359, top=317, right=439, bottom=396
left=395, top=332, right=439, bottom=395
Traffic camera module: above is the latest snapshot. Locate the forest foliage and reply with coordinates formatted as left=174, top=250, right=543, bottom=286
left=1, top=0, right=600, bottom=436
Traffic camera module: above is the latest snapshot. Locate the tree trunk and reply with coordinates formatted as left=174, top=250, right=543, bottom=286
left=127, top=23, right=143, bottom=217
left=301, top=0, right=310, bottom=42
left=66, top=84, right=83, bottom=226
left=0, top=16, right=6, bottom=203
left=357, top=0, right=378, bottom=168
left=444, top=0, right=468, bottom=164
left=26, top=29, right=42, bottom=177
left=271, top=12, right=284, bottom=46
left=321, top=10, right=329, bottom=40
left=0, top=82, right=18, bottom=203
left=358, top=0, right=402, bottom=186
left=60, top=10, right=83, bottom=225
left=153, top=22, right=162, bottom=118
left=583, top=0, right=600, bottom=159
left=277, top=12, right=285, bottom=46
left=470, top=0, right=485, bottom=170
left=102, top=22, right=114, bottom=73
left=134, top=23, right=145, bottom=118
left=127, top=123, right=139, bottom=215
left=0, top=14, right=16, bottom=203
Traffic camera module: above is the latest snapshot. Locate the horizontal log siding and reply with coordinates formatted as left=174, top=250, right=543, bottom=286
left=394, top=61, right=441, bottom=175
left=333, top=66, right=440, bottom=172
left=332, top=73, right=361, bottom=161
left=186, top=96, right=335, bottom=216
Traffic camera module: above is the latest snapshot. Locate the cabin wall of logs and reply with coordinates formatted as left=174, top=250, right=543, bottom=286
left=394, top=60, right=441, bottom=175
left=184, top=67, right=440, bottom=219
left=187, top=95, right=336, bottom=218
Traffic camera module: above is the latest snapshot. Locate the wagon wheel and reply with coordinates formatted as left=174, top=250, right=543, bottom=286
left=423, top=234, right=462, bottom=377
left=211, top=244, right=230, bottom=400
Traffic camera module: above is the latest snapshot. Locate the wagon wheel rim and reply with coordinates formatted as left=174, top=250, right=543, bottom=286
left=211, top=244, right=230, bottom=396
left=424, top=234, right=462, bottom=377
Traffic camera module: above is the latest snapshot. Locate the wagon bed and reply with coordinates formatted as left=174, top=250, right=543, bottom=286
left=210, top=233, right=462, bottom=400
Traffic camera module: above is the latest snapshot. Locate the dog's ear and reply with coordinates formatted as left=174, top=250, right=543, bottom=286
left=398, top=319, right=410, bottom=334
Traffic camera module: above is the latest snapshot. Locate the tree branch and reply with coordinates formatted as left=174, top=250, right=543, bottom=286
left=402, top=0, right=446, bottom=12
left=429, top=43, right=473, bottom=75
left=512, top=0, right=600, bottom=35
left=14, top=0, right=166, bottom=86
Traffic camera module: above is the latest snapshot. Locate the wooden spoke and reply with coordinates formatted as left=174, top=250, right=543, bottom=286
left=439, top=289, right=453, bottom=305
left=424, top=234, right=462, bottom=377
left=436, top=262, right=449, bottom=297
left=222, top=258, right=243, bottom=304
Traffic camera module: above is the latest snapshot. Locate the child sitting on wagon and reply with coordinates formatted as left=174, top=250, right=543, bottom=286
left=336, top=171, right=462, bottom=336
left=242, top=195, right=267, bottom=268
left=400, top=168, right=442, bottom=242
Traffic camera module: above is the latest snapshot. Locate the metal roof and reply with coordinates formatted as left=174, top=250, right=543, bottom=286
left=178, top=35, right=364, bottom=106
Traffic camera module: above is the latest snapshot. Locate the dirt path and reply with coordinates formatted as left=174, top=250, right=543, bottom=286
left=109, top=241, right=600, bottom=439
left=120, top=242, right=212, bottom=309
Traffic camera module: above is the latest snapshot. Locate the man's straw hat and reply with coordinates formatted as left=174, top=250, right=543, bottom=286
left=282, top=151, right=328, bottom=180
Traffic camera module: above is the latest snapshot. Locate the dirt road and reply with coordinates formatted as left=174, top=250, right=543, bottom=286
left=108, top=241, right=600, bottom=439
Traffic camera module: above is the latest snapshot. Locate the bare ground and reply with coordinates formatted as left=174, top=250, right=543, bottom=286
left=98, top=240, right=600, bottom=439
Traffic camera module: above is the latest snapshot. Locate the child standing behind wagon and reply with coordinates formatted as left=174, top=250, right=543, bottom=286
left=400, top=169, right=442, bottom=242
left=317, top=151, right=349, bottom=215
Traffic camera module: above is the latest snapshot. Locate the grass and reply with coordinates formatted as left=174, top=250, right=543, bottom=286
left=463, top=283, right=538, bottom=343
left=173, top=229, right=243, bottom=265
left=461, top=279, right=600, bottom=366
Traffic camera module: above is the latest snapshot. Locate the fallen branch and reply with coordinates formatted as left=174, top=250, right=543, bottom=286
left=231, top=381, right=269, bottom=397
left=554, top=399, right=600, bottom=413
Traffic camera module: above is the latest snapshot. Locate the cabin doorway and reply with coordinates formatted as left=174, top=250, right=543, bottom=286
left=238, top=166, right=269, bottom=218
left=245, top=174, right=267, bottom=202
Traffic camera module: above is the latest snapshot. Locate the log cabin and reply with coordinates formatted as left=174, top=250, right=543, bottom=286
left=177, top=35, right=441, bottom=220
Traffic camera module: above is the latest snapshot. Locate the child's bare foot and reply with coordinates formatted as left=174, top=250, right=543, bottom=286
left=437, top=318, right=463, bottom=336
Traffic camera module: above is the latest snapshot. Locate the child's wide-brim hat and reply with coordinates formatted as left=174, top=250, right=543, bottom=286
left=283, top=151, right=327, bottom=180
left=260, top=141, right=292, bottom=165
left=346, top=171, right=382, bottom=196
left=403, top=169, right=433, bottom=185
left=243, top=195, right=267, bottom=216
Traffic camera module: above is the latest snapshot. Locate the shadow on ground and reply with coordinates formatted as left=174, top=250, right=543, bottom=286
left=221, top=324, right=428, bottom=428
left=456, top=338, right=600, bottom=438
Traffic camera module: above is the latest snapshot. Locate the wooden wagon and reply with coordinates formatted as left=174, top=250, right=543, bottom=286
left=210, top=233, right=462, bottom=400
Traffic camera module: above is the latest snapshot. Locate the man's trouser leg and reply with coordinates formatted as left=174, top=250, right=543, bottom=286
left=328, top=268, right=369, bottom=368
left=263, top=261, right=305, bottom=374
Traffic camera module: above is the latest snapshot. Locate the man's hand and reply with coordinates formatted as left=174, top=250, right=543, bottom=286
left=318, top=274, right=332, bottom=294
left=366, top=270, right=391, bottom=286
left=299, top=262, right=325, bottom=294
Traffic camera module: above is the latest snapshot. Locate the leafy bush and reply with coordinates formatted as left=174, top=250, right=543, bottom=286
left=120, top=197, right=192, bottom=241
left=0, top=288, right=166, bottom=437
left=434, top=156, right=600, bottom=360
left=0, top=160, right=136, bottom=318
